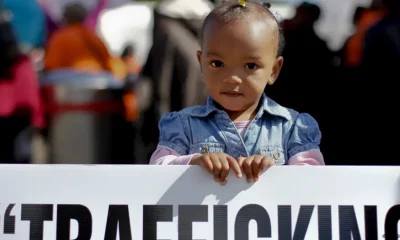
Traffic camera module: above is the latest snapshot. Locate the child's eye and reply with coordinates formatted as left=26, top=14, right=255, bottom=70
left=210, top=60, right=224, bottom=68
left=245, top=63, right=258, bottom=70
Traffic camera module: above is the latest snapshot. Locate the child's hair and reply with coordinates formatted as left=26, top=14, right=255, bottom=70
left=200, top=0, right=285, bottom=57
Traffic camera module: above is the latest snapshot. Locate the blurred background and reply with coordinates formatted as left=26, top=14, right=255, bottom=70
left=0, top=0, right=398, bottom=166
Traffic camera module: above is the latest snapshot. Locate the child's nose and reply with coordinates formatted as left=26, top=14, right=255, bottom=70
left=223, top=75, right=242, bottom=84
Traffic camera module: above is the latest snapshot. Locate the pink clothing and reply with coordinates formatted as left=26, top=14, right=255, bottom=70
left=150, top=121, right=325, bottom=165
left=85, top=0, right=108, bottom=30
left=0, top=58, right=44, bottom=128
left=233, top=121, right=250, bottom=136
left=288, top=149, right=324, bottom=165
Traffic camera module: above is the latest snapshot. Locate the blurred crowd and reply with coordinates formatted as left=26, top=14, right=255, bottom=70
left=0, top=0, right=399, bottom=166
left=0, top=0, right=140, bottom=164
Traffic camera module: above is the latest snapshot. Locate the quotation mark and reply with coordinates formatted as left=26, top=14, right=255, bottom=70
left=1, top=204, right=16, bottom=234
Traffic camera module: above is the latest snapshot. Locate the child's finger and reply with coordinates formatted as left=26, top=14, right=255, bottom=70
left=242, top=157, right=254, bottom=182
left=210, top=154, right=222, bottom=182
left=227, top=155, right=242, bottom=178
left=219, top=157, right=230, bottom=184
left=252, top=155, right=264, bottom=181
left=237, top=157, right=246, bottom=166
left=260, top=156, right=275, bottom=171
left=200, top=155, right=214, bottom=174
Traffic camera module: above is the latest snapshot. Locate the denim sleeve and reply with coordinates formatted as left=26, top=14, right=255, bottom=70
left=287, top=113, right=322, bottom=159
left=158, top=112, right=190, bottom=155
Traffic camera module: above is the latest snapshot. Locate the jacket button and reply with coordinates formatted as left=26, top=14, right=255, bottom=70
left=200, top=146, right=208, bottom=154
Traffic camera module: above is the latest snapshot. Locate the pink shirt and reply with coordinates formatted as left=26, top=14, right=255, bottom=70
left=150, top=121, right=325, bottom=165
left=0, top=58, right=44, bottom=128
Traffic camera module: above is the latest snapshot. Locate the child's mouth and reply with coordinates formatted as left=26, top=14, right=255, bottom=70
left=221, top=91, right=244, bottom=97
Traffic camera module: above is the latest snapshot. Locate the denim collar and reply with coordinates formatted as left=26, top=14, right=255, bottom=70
left=188, top=93, right=292, bottom=120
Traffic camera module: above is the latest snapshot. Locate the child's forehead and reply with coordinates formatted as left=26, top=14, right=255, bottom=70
left=202, top=19, right=279, bottom=55
left=200, top=2, right=278, bottom=37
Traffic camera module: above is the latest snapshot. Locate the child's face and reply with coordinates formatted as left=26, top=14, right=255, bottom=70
left=198, top=19, right=283, bottom=113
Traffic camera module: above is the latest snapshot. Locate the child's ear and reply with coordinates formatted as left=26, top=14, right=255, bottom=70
left=267, top=56, right=284, bottom=85
left=197, top=50, right=203, bottom=72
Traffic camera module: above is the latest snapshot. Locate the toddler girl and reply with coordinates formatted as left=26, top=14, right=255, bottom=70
left=150, top=0, right=325, bottom=184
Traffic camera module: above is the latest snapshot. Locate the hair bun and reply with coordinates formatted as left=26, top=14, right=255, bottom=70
left=262, top=2, right=271, bottom=8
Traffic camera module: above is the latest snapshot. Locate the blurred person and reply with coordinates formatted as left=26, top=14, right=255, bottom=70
left=149, top=1, right=324, bottom=184
left=333, top=0, right=386, bottom=166
left=121, top=45, right=141, bottom=75
left=341, top=1, right=385, bottom=68
left=267, top=2, right=332, bottom=117
left=44, top=2, right=126, bottom=80
left=3, top=0, right=46, bottom=53
left=332, top=6, right=371, bottom=166
left=120, top=45, right=141, bottom=122
left=0, top=18, right=44, bottom=163
left=265, top=2, right=334, bottom=163
left=354, top=0, right=400, bottom=165
left=39, top=0, right=108, bottom=41
left=338, top=6, right=366, bottom=67
left=282, top=1, right=321, bottom=30
left=137, top=0, right=211, bottom=163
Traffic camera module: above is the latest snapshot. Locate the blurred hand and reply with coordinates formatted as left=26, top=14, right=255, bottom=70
left=238, top=155, right=275, bottom=183
left=190, top=153, right=242, bottom=185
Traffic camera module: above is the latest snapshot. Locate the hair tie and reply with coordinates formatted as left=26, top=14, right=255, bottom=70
left=262, top=2, right=271, bottom=8
left=238, top=0, right=246, bottom=7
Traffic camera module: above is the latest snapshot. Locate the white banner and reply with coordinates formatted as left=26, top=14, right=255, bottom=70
left=0, top=165, right=399, bottom=239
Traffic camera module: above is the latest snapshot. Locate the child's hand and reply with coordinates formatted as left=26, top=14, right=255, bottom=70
left=238, top=155, right=275, bottom=183
left=190, top=153, right=242, bottom=185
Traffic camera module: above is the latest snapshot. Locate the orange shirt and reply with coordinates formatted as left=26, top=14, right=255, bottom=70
left=45, top=24, right=127, bottom=79
left=345, top=9, right=385, bottom=67
left=123, top=56, right=142, bottom=75
left=44, top=24, right=136, bottom=120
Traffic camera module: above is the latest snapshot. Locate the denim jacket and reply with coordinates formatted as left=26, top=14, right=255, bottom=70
left=158, top=94, right=321, bottom=165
